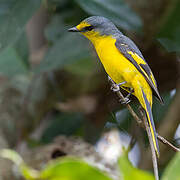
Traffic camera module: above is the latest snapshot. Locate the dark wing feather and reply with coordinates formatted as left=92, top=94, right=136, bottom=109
left=115, top=35, right=164, bottom=104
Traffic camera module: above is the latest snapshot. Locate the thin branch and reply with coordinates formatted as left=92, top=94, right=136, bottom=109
left=157, top=134, right=180, bottom=152
left=109, top=79, right=180, bottom=180
left=109, top=79, right=180, bottom=152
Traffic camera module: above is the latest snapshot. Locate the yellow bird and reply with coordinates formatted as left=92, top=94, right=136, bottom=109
left=68, top=16, right=163, bottom=157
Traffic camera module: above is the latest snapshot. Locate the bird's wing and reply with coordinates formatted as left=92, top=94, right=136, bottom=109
left=115, top=35, right=163, bottom=104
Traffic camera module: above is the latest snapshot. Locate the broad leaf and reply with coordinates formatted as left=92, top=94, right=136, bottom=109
left=161, top=152, right=180, bottom=180
left=41, top=113, right=84, bottom=143
left=75, top=0, right=142, bottom=30
left=157, top=0, right=180, bottom=52
left=152, top=92, right=174, bottom=123
left=0, top=149, right=112, bottom=180
left=0, top=0, right=41, bottom=51
left=0, top=149, right=39, bottom=180
left=45, top=15, right=67, bottom=43
left=34, top=33, right=92, bottom=73
left=118, top=151, right=154, bottom=180
left=0, top=47, right=28, bottom=76
left=40, top=157, right=112, bottom=180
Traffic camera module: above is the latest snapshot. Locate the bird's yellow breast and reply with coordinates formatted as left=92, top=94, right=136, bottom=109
left=92, top=35, right=137, bottom=87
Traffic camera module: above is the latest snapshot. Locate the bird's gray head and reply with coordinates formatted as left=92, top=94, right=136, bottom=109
left=68, top=16, right=121, bottom=38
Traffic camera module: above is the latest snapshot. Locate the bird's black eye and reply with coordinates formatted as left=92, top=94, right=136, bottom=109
left=82, top=25, right=94, bottom=32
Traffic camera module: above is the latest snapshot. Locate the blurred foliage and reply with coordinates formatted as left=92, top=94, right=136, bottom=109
left=152, top=92, right=174, bottom=123
left=161, top=152, right=180, bottom=180
left=0, top=47, right=28, bottom=76
left=118, top=151, right=154, bottom=180
left=75, top=0, right=142, bottom=31
left=1, top=149, right=180, bottom=180
left=0, top=149, right=112, bottom=180
left=41, top=113, right=84, bottom=143
left=157, top=0, right=180, bottom=52
left=0, top=0, right=41, bottom=50
left=40, top=158, right=111, bottom=180
left=35, top=33, right=92, bottom=73
left=0, top=149, right=153, bottom=180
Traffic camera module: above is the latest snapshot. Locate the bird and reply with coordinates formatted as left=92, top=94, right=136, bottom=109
left=68, top=16, right=163, bottom=157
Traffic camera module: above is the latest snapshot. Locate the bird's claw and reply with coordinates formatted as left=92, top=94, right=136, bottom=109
left=111, top=84, right=120, bottom=92
left=119, top=97, right=131, bottom=104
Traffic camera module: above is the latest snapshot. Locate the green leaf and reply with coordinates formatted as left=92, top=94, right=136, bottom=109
left=0, top=149, right=24, bottom=166
left=34, top=33, right=92, bottom=73
left=0, top=0, right=41, bottom=51
left=0, top=149, right=39, bottom=180
left=152, top=92, right=174, bottom=123
left=65, top=57, right=95, bottom=76
left=157, top=0, right=180, bottom=52
left=157, top=38, right=180, bottom=52
left=162, top=152, right=180, bottom=180
left=115, top=103, right=140, bottom=130
left=45, top=15, right=67, bottom=43
left=40, top=157, right=112, bottom=180
left=14, top=31, right=29, bottom=64
left=0, top=149, right=112, bottom=180
left=0, top=47, right=28, bottom=76
left=75, top=0, right=142, bottom=30
left=118, top=151, right=154, bottom=180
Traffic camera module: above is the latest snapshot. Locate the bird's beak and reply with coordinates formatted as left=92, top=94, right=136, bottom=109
left=68, top=26, right=79, bottom=32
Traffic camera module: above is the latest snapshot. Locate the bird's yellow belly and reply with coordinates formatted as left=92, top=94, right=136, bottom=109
left=94, top=37, right=137, bottom=88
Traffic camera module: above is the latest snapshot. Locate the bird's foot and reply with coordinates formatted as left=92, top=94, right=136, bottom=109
left=109, top=77, right=127, bottom=92
left=111, top=84, right=120, bottom=92
left=110, top=81, right=127, bottom=92
left=108, top=76, right=126, bottom=86
left=117, top=81, right=127, bottom=86
left=119, top=97, right=131, bottom=104
left=119, top=88, right=133, bottom=104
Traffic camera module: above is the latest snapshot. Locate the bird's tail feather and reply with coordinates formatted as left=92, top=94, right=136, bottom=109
left=141, top=89, right=160, bottom=157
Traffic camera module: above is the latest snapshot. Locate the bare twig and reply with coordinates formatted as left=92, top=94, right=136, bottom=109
left=157, top=134, right=180, bottom=152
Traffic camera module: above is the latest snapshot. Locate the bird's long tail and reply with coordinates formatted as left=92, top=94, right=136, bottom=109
left=141, top=89, right=159, bottom=157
